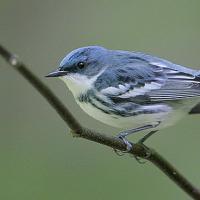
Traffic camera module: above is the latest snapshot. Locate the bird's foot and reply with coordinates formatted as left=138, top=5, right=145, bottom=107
left=118, top=135, right=133, bottom=152
left=114, top=132, right=152, bottom=164
left=113, top=133, right=133, bottom=156
left=130, top=143, right=152, bottom=164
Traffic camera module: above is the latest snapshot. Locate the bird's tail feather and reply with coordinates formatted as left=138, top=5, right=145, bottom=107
left=189, top=103, right=200, bottom=114
left=189, top=70, right=200, bottom=114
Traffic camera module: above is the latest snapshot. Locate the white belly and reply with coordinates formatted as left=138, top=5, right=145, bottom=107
left=77, top=100, right=183, bottom=130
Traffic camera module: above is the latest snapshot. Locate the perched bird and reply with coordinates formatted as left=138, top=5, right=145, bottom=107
left=46, top=46, right=200, bottom=150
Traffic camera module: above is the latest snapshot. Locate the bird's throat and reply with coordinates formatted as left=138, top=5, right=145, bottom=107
left=60, top=74, right=93, bottom=97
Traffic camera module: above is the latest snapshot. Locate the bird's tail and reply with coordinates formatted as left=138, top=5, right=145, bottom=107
left=189, top=71, right=200, bottom=114
left=195, top=70, right=200, bottom=77
left=189, top=70, right=200, bottom=114
left=189, top=103, right=200, bottom=114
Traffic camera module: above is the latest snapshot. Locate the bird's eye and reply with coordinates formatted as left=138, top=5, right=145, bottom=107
left=77, top=62, right=85, bottom=69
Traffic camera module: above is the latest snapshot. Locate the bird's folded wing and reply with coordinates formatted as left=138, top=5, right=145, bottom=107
left=97, top=61, right=200, bottom=102
left=148, top=66, right=200, bottom=101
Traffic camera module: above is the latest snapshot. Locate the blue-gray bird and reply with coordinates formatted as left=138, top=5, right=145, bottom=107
left=46, top=46, right=200, bottom=150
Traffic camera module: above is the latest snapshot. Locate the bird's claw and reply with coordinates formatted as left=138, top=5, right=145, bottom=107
left=113, top=134, right=133, bottom=156
left=114, top=134, right=152, bottom=164
left=118, top=135, right=133, bottom=152
left=131, top=142, right=152, bottom=163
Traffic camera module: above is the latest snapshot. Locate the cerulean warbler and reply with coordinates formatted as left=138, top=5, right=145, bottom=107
left=46, top=46, right=200, bottom=150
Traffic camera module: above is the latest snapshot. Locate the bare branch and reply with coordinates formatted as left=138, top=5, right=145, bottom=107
left=1, top=44, right=200, bottom=200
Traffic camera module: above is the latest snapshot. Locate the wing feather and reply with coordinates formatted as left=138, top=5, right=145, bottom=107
left=95, top=55, right=200, bottom=103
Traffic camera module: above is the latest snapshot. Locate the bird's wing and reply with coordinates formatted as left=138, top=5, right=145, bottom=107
left=147, top=66, right=200, bottom=101
left=95, top=58, right=200, bottom=102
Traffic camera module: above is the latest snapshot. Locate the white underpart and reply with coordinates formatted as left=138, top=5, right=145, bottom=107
left=60, top=68, right=107, bottom=97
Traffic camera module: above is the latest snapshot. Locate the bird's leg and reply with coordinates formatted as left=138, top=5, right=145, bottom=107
left=118, top=121, right=160, bottom=139
left=114, top=135, right=133, bottom=156
left=114, top=121, right=160, bottom=157
left=133, top=130, right=158, bottom=163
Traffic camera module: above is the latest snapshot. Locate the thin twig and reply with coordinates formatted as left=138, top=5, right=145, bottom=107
left=1, top=44, right=200, bottom=200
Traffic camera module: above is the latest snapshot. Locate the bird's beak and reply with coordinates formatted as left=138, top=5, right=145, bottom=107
left=45, top=69, right=68, bottom=77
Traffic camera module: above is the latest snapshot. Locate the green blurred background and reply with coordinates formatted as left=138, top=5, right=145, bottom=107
left=1, top=0, right=200, bottom=199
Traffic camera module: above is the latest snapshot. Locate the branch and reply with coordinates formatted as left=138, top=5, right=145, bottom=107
left=1, top=44, right=200, bottom=200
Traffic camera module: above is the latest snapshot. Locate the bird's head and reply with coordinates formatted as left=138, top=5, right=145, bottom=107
left=46, top=46, right=111, bottom=96
left=46, top=46, right=108, bottom=81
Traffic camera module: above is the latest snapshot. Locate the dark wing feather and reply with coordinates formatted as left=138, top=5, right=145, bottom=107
left=94, top=57, right=200, bottom=103
left=148, top=65, right=200, bottom=101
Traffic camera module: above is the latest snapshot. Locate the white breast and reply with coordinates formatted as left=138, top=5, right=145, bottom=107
left=60, top=74, right=93, bottom=97
left=60, top=68, right=107, bottom=97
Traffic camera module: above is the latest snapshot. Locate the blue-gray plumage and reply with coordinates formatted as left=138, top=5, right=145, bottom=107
left=46, top=46, right=200, bottom=149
